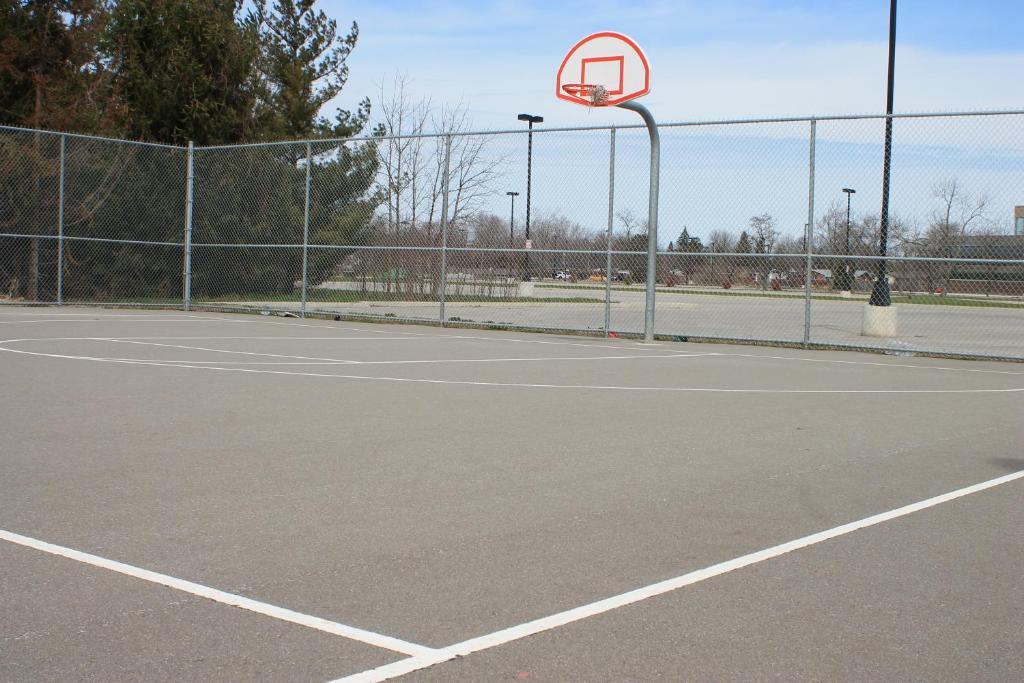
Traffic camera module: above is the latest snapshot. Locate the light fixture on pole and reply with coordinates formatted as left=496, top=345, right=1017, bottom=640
left=517, top=114, right=543, bottom=280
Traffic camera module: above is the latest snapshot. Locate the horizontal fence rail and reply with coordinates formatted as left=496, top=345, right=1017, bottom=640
left=2, top=113, right=1022, bottom=360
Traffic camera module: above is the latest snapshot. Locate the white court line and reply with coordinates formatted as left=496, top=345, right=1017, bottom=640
left=0, top=317, right=207, bottom=324
left=98, top=352, right=714, bottom=366
left=193, top=315, right=429, bottom=337
left=290, top=352, right=714, bottom=366
left=2, top=336, right=670, bottom=366
left=102, top=338, right=360, bottom=364
left=193, top=314, right=668, bottom=352
left=89, top=338, right=716, bottom=366
left=0, top=312, right=190, bottom=317
left=2, top=335, right=468, bottom=341
left=1, top=343, right=1022, bottom=394
left=718, top=352, right=1024, bottom=376
left=7, top=332, right=1017, bottom=376
left=0, top=339, right=710, bottom=367
left=336, top=469, right=1024, bottom=682
left=0, top=529, right=439, bottom=659
left=2, top=311, right=671, bottom=352
left=66, top=336, right=457, bottom=341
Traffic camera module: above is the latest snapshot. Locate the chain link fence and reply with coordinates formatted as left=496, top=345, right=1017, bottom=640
left=2, top=112, right=1023, bottom=360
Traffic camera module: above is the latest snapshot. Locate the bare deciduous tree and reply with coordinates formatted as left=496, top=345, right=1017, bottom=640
left=749, top=213, right=778, bottom=289
left=429, top=103, right=503, bottom=237
left=707, top=229, right=735, bottom=254
left=376, top=74, right=431, bottom=240
left=375, top=75, right=503, bottom=246
left=926, top=178, right=991, bottom=254
left=615, top=209, right=644, bottom=241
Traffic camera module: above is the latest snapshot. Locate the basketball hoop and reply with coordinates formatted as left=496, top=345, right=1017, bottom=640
left=555, top=32, right=649, bottom=107
left=560, top=83, right=610, bottom=107
left=555, top=31, right=659, bottom=343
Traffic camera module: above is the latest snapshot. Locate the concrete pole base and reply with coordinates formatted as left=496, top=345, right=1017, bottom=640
left=862, top=303, right=898, bottom=337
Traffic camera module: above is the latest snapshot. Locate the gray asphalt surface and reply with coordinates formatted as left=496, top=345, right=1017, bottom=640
left=1, top=306, right=1021, bottom=680
left=216, top=284, right=1024, bottom=359
left=1, top=544, right=397, bottom=681
left=413, top=480, right=1024, bottom=681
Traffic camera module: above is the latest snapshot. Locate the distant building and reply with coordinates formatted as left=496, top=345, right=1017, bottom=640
left=949, top=234, right=1024, bottom=295
left=952, top=234, right=1024, bottom=260
left=1016, top=205, right=1024, bottom=236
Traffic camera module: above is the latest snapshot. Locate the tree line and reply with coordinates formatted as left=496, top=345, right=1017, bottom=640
left=429, top=175, right=1017, bottom=295
left=1, top=0, right=377, bottom=301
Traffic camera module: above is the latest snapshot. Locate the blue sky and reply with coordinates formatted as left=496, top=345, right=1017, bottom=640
left=328, top=0, right=1024, bottom=129
left=315, top=1, right=1024, bottom=242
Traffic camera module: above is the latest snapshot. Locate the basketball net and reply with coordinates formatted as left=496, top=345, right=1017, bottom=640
left=562, top=84, right=610, bottom=107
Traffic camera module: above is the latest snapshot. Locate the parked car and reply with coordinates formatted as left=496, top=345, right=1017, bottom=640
left=554, top=271, right=572, bottom=281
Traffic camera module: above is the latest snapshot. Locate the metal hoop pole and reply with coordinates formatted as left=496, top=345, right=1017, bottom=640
left=301, top=142, right=312, bottom=318
left=605, top=127, right=616, bottom=337
left=57, top=134, right=65, bottom=305
left=183, top=141, right=195, bottom=311
left=616, top=100, right=660, bottom=343
left=439, top=135, right=452, bottom=326
left=804, top=119, right=816, bottom=348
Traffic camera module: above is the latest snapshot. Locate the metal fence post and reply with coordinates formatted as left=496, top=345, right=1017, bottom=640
left=57, top=134, right=65, bottom=305
left=439, top=135, right=452, bottom=326
left=803, top=119, right=817, bottom=348
left=301, top=141, right=312, bottom=318
left=183, top=141, right=195, bottom=311
left=605, top=127, right=616, bottom=337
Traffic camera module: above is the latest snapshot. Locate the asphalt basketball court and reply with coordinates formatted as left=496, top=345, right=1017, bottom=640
left=1, top=305, right=1022, bottom=680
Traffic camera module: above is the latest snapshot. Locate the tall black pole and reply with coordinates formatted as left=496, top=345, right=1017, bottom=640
left=842, top=187, right=855, bottom=288
left=871, top=0, right=897, bottom=307
left=518, top=114, right=543, bottom=280
left=525, top=121, right=534, bottom=280
left=845, top=191, right=852, bottom=259
left=506, top=191, right=518, bottom=246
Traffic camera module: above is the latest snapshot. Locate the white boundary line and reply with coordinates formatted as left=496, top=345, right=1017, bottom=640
left=5, top=336, right=464, bottom=341
left=9, top=335, right=1020, bottom=375
left=718, top=352, right=1024, bottom=376
left=40, top=337, right=714, bottom=366
left=179, top=314, right=669, bottom=351
left=1, top=341, right=1021, bottom=394
left=336, top=469, right=1024, bottom=682
left=102, top=338, right=361, bottom=364
left=0, top=313, right=197, bottom=318
left=0, top=337, right=707, bottom=367
left=0, top=317, right=208, bottom=324
left=0, top=529, right=439, bottom=659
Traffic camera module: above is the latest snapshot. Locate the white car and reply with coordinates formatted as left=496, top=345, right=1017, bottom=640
left=554, top=271, right=572, bottom=281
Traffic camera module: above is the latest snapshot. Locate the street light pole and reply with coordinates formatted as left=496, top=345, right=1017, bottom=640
left=842, top=187, right=856, bottom=290
left=506, top=191, right=519, bottom=278
left=506, top=191, right=519, bottom=245
left=871, top=0, right=897, bottom=307
left=518, top=114, right=543, bottom=280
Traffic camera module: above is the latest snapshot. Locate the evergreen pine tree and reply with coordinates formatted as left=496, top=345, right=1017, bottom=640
left=253, top=0, right=369, bottom=141
left=104, top=0, right=257, bottom=145
left=735, top=231, right=751, bottom=253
